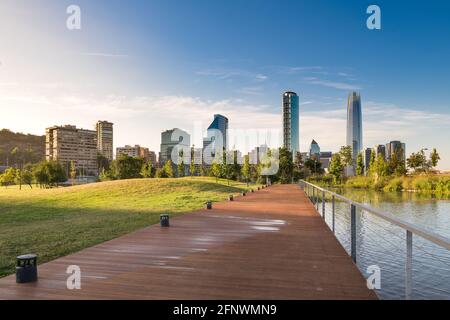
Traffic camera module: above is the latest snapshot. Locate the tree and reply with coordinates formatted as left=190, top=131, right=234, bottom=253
left=110, top=155, right=144, bottom=180
left=430, top=148, right=440, bottom=168
left=368, top=149, right=376, bottom=176
left=329, top=153, right=344, bottom=183
left=407, top=150, right=429, bottom=173
left=0, top=168, right=17, bottom=187
left=189, top=158, right=196, bottom=177
left=339, top=146, right=353, bottom=167
left=277, top=147, right=293, bottom=184
left=163, top=160, right=174, bottom=178
left=140, top=161, right=154, bottom=178
left=374, top=154, right=389, bottom=178
left=211, top=158, right=222, bottom=183
left=304, top=158, right=323, bottom=175
left=293, top=152, right=305, bottom=181
left=356, top=153, right=364, bottom=176
left=22, top=164, right=34, bottom=188
left=70, top=161, right=77, bottom=184
left=32, top=161, right=66, bottom=187
left=241, top=155, right=250, bottom=186
left=97, top=153, right=110, bottom=173
left=177, top=150, right=185, bottom=178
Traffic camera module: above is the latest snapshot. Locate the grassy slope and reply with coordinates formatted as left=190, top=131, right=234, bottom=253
left=0, top=177, right=255, bottom=277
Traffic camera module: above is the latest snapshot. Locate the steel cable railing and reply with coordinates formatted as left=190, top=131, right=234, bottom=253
left=300, top=180, right=450, bottom=299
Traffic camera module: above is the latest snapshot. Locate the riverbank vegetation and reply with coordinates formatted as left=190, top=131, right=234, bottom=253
left=308, top=146, right=448, bottom=195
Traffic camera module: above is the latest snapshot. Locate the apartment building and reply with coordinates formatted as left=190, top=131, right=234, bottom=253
left=46, top=125, right=98, bottom=176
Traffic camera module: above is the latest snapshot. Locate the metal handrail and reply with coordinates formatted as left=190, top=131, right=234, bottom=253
left=300, top=179, right=450, bottom=299
left=300, top=180, right=450, bottom=250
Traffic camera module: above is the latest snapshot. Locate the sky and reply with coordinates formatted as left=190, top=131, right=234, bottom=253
left=0, top=0, right=450, bottom=169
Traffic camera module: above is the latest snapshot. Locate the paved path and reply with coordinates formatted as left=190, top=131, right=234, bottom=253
left=0, top=185, right=377, bottom=300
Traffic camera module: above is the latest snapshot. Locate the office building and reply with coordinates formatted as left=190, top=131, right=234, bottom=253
left=363, top=148, right=373, bottom=175
left=346, top=92, right=363, bottom=164
left=160, top=128, right=191, bottom=165
left=203, top=114, right=229, bottom=164
left=376, top=144, right=386, bottom=160
left=282, top=91, right=300, bottom=156
left=386, top=141, right=406, bottom=162
left=96, top=121, right=113, bottom=161
left=249, top=145, right=269, bottom=165
left=46, top=125, right=98, bottom=176
left=309, top=139, right=321, bottom=161
left=116, top=145, right=156, bottom=164
left=319, top=151, right=333, bottom=171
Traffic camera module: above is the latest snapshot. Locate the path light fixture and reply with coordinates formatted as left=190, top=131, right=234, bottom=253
left=160, top=214, right=170, bottom=227
left=229, top=195, right=234, bottom=201
left=205, top=201, right=212, bottom=210
left=16, top=254, right=38, bottom=284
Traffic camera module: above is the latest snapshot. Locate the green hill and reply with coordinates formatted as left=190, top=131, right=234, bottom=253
left=0, top=177, right=256, bottom=277
left=0, top=129, right=45, bottom=166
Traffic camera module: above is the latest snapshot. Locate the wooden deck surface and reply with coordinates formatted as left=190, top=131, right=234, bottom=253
left=0, top=184, right=377, bottom=300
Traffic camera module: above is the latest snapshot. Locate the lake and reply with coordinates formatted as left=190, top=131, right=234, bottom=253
left=318, top=188, right=450, bottom=300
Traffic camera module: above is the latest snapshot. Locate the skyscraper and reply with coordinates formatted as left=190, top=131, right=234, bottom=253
left=282, top=91, right=299, bottom=156
left=96, top=121, right=113, bottom=161
left=202, top=114, right=229, bottom=164
left=159, top=128, right=191, bottom=165
left=309, top=139, right=321, bottom=161
left=346, top=92, right=363, bottom=165
left=386, top=141, right=406, bottom=163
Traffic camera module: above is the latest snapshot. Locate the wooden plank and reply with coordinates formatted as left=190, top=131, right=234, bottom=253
left=0, top=185, right=377, bottom=300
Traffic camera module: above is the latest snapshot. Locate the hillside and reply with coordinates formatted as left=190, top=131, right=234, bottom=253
left=0, top=177, right=256, bottom=277
left=0, top=129, right=45, bottom=166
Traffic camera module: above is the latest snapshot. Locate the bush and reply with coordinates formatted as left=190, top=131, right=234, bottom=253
left=345, top=176, right=374, bottom=189
left=383, top=177, right=404, bottom=192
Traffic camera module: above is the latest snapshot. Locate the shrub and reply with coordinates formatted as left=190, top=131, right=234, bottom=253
left=383, top=177, right=404, bottom=192
left=345, top=176, right=374, bottom=189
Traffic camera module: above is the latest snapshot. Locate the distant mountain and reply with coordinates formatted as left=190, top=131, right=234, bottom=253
left=0, top=129, right=45, bottom=166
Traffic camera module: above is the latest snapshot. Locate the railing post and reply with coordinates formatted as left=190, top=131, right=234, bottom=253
left=322, top=190, right=325, bottom=219
left=351, top=204, right=357, bottom=263
left=332, top=195, right=335, bottom=234
left=316, top=188, right=319, bottom=210
left=406, top=230, right=413, bottom=300
left=313, top=187, right=316, bottom=205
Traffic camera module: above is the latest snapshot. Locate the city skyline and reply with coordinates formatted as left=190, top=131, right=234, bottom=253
left=1, top=1, right=450, bottom=169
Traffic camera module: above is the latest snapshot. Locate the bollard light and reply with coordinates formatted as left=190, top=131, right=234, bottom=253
left=160, top=214, right=170, bottom=227
left=242, top=192, right=246, bottom=196
left=205, top=201, right=212, bottom=210
left=16, top=254, right=38, bottom=284
left=229, top=195, right=234, bottom=201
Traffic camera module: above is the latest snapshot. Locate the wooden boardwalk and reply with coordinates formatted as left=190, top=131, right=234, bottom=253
left=0, top=185, right=377, bottom=300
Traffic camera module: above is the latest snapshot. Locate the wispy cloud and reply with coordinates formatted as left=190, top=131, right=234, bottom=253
left=196, top=68, right=268, bottom=82
left=303, top=77, right=362, bottom=91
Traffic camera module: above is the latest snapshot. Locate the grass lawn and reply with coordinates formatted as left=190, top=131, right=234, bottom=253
left=0, top=177, right=257, bottom=277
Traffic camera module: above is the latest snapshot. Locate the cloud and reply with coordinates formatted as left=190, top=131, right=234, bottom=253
left=1, top=90, right=449, bottom=169
left=303, top=77, right=362, bottom=91
left=196, top=68, right=268, bottom=82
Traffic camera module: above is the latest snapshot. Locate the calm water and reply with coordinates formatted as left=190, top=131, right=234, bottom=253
left=316, top=189, right=450, bottom=300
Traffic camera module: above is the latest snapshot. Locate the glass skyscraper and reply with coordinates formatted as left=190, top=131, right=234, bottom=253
left=202, top=114, right=229, bottom=164
left=282, top=91, right=299, bottom=156
left=346, top=92, right=363, bottom=164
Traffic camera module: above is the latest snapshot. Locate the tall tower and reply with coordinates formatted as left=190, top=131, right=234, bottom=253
left=96, top=121, right=114, bottom=161
left=346, top=92, right=363, bottom=165
left=282, top=91, right=299, bottom=156
left=202, top=114, right=229, bottom=164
